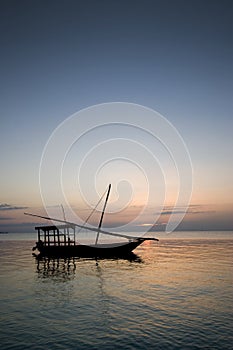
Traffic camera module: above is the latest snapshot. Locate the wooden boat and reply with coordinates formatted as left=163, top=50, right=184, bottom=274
left=25, top=184, right=158, bottom=258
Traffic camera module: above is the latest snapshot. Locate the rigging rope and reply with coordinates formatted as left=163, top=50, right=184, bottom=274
left=77, top=188, right=108, bottom=234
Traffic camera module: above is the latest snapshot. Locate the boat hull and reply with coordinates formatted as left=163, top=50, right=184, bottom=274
left=33, top=239, right=145, bottom=258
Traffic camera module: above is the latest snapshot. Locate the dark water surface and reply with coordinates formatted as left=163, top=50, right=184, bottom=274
left=0, top=234, right=233, bottom=349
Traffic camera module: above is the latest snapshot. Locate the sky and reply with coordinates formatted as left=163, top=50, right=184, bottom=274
left=0, top=0, right=232, bottom=233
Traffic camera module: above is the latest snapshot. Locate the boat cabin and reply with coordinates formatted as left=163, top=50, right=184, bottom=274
left=35, top=224, right=76, bottom=247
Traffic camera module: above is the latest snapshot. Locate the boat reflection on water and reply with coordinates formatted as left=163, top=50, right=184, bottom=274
left=34, top=252, right=143, bottom=280
left=35, top=255, right=77, bottom=281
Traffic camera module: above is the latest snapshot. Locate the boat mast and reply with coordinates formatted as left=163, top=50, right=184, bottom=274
left=61, top=204, right=70, bottom=239
left=95, top=184, right=111, bottom=245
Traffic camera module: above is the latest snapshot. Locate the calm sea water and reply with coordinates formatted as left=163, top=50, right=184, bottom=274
left=0, top=232, right=233, bottom=350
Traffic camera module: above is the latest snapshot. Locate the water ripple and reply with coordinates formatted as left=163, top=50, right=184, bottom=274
left=0, top=237, right=233, bottom=349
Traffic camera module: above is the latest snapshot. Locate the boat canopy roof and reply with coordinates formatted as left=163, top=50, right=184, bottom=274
left=35, top=224, right=75, bottom=231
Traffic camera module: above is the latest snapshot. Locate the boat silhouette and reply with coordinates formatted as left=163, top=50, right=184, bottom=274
left=25, top=184, right=158, bottom=258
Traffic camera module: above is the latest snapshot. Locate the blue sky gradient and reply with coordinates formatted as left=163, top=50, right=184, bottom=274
left=0, top=0, right=232, bottom=232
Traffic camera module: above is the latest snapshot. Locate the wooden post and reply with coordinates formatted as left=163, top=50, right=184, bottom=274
left=64, top=230, right=66, bottom=246
left=57, top=229, right=60, bottom=246
left=53, top=229, right=56, bottom=245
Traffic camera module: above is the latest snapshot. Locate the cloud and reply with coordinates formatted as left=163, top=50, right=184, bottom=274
left=0, top=221, right=43, bottom=233
left=154, top=205, right=216, bottom=216
left=0, top=216, right=14, bottom=220
left=161, top=210, right=186, bottom=215
left=0, top=203, right=28, bottom=211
